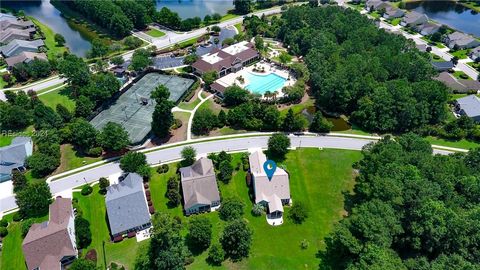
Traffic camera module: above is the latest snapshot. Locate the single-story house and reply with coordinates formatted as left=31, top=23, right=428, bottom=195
left=105, top=173, right=151, bottom=238
left=5, top=51, right=47, bottom=69
left=0, top=137, right=33, bottom=183
left=0, top=18, right=34, bottom=31
left=0, top=28, right=35, bottom=44
left=435, top=72, right=480, bottom=93
left=112, top=66, right=127, bottom=77
left=431, top=61, right=454, bottom=72
left=179, top=157, right=221, bottom=215
left=468, top=46, right=480, bottom=62
left=416, top=44, right=428, bottom=52
left=0, top=39, right=44, bottom=58
left=249, top=151, right=291, bottom=225
left=365, top=0, right=390, bottom=11
left=454, top=95, right=480, bottom=122
left=400, top=11, right=428, bottom=27
left=22, top=198, right=77, bottom=270
left=444, top=31, right=480, bottom=50
left=414, top=22, right=441, bottom=36
left=0, top=12, right=16, bottom=21
left=383, top=6, right=405, bottom=19
left=191, top=41, right=259, bottom=77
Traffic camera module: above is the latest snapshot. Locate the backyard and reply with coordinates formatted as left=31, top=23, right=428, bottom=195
left=28, top=16, right=68, bottom=59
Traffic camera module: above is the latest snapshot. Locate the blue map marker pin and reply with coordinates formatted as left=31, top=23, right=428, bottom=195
left=263, top=160, right=277, bottom=181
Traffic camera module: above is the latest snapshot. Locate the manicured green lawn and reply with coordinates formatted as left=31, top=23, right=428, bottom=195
left=28, top=17, right=68, bottom=59
left=146, top=28, right=166, bottom=38
left=0, top=73, right=7, bottom=89
left=426, top=136, right=480, bottom=150
left=149, top=149, right=362, bottom=269
left=234, top=23, right=242, bottom=33
left=0, top=136, right=13, bottom=147
left=178, top=97, right=201, bottom=111
left=38, top=87, right=76, bottom=112
left=390, top=18, right=401, bottom=26
left=452, top=70, right=472, bottom=80
left=178, top=37, right=199, bottom=48
left=220, top=13, right=239, bottom=22
left=451, top=49, right=470, bottom=60
left=56, top=144, right=103, bottom=174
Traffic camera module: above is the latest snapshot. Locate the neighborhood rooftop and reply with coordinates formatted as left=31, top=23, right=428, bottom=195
left=0, top=137, right=33, bottom=183
left=0, top=39, right=44, bottom=57
left=455, top=95, right=480, bottom=120
left=22, top=198, right=77, bottom=270
left=105, top=173, right=150, bottom=236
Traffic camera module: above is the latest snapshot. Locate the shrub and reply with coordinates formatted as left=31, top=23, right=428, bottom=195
left=156, top=164, right=169, bottom=174
left=207, top=242, right=224, bottom=266
left=0, top=219, right=8, bottom=227
left=21, top=219, right=35, bottom=237
left=460, top=73, right=469, bottom=79
left=85, top=249, right=97, bottom=263
left=12, top=212, right=22, bottom=222
left=0, top=227, right=8, bottom=237
left=99, top=177, right=110, bottom=194
left=219, top=197, right=245, bottom=221
left=300, top=239, right=309, bottom=249
left=87, top=147, right=102, bottom=157
left=289, top=201, right=309, bottom=224
left=75, top=216, right=92, bottom=249
left=81, top=185, right=93, bottom=196
left=251, top=203, right=265, bottom=216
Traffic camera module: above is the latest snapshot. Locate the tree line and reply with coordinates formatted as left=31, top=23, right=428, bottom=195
left=321, top=134, right=480, bottom=269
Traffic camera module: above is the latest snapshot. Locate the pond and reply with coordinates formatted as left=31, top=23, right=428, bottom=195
left=405, top=1, right=480, bottom=37
left=156, top=0, right=234, bottom=19
left=2, top=0, right=92, bottom=56
left=302, top=106, right=352, bottom=131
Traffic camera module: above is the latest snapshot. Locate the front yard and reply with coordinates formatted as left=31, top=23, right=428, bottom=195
left=451, top=49, right=470, bottom=60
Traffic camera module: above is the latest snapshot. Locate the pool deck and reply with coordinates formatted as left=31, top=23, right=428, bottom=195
left=214, top=62, right=296, bottom=98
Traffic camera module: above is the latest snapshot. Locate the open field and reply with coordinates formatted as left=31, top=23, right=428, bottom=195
left=38, top=87, right=75, bottom=112
left=146, top=28, right=165, bottom=38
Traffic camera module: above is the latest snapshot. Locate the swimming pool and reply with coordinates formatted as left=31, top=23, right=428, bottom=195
left=245, top=72, right=287, bottom=95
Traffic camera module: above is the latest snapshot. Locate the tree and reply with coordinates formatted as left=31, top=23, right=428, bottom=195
left=223, top=85, right=250, bottom=106
left=278, top=52, right=292, bottom=65
left=181, top=146, right=196, bottom=167
left=309, top=111, right=333, bottom=133
left=75, top=216, right=92, bottom=249
left=211, top=25, right=221, bottom=33
left=203, top=14, right=212, bottom=24
left=202, top=71, right=218, bottom=87
left=222, top=37, right=235, bottom=46
left=69, top=258, right=97, bottom=270
left=130, top=48, right=152, bottom=71
left=218, top=160, right=233, bottom=183
left=124, top=36, right=143, bottom=49
left=69, top=119, right=98, bottom=151
left=192, top=108, right=218, bottom=135
left=214, top=37, right=220, bottom=45
left=56, top=104, right=73, bottom=123
left=212, top=13, right=222, bottom=21
left=58, top=54, right=91, bottom=87
left=254, top=35, right=264, bottom=51
left=282, top=109, right=305, bottom=131
left=16, top=181, right=52, bottom=218
left=90, top=38, right=109, bottom=58
left=218, top=110, right=227, bottom=127
left=97, top=122, right=130, bottom=152
left=220, top=219, right=252, bottom=261
left=233, top=0, right=252, bottom=14
left=99, top=177, right=110, bottom=193
left=119, top=152, right=147, bottom=173
left=12, top=171, right=27, bottom=193
left=289, top=201, right=309, bottom=224
left=207, top=242, right=225, bottom=265
left=219, top=197, right=245, bottom=221
left=267, top=133, right=290, bottom=159
left=33, top=104, right=62, bottom=130
left=75, top=95, right=95, bottom=118
left=183, top=54, right=199, bottom=65
left=27, top=152, right=59, bottom=178
left=166, top=176, right=181, bottom=207
left=187, top=216, right=212, bottom=251
left=151, top=99, right=175, bottom=138
left=110, top=55, right=125, bottom=66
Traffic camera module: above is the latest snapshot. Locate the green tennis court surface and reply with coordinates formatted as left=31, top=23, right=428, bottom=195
left=90, top=72, right=194, bottom=145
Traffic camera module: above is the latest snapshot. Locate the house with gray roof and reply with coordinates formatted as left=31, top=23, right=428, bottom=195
left=22, top=198, right=77, bottom=270
left=469, top=46, right=480, bottom=62
left=0, top=39, right=44, bottom=58
left=383, top=5, right=405, bottom=19
left=0, top=18, right=34, bottom=31
left=179, top=157, right=221, bottom=215
left=0, top=12, right=16, bottom=21
left=249, top=151, right=290, bottom=225
left=0, top=28, right=35, bottom=45
left=105, top=173, right=151, bottom=237
left=444, top=32, right=480, bottom=49
left=454, top=95, right=480, bottom=122
left=414, top=22, right=441, bottom=36
left=431, top=61, right=454, bottom=72
left=5, top=51, right=48, bottom=69
left=400, top=11, right=428, bottom=27
left=0, top=137, right=33, bottom=183
left=365, top=0, right=389, bottom=11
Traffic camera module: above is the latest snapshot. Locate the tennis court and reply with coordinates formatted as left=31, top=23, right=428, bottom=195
left=90, top=72, right=195, bottom=145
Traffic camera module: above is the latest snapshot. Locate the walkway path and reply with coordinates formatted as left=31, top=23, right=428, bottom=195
left=186, top=90, right=214, bottom=141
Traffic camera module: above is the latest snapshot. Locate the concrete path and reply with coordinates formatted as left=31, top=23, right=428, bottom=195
left=187, top=90, right=214, bottom=141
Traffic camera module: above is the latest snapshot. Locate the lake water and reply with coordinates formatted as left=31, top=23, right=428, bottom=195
left=2, top=0, right=92, bottom=56
left=156, top=0, right=233, bottom=19
left=405, top=1, right=480, bottom=37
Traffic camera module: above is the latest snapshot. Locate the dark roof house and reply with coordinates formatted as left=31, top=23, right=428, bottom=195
left=431, top=61, right=454, bottom=72
left=22, top=198, right=77, bottom=270
left=179, top=158, right=221, bottom=215
left=0, top=39, right=44, bottom=57
left=105, top=173, right=151, bottom=237
left=0, top=137, right=33, bottom=183
left=401, top=11, right=428, bottom=26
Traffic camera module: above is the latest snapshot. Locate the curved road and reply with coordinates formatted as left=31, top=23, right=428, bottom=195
left=0, top=134, right=454, bottom=214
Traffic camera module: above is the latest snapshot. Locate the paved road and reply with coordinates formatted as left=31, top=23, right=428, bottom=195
left=0, top=134, right=455, bottom=214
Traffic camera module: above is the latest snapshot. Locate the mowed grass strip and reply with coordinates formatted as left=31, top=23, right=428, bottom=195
left=38, top=87, right=76, bottom=112
left=146, top=28, right=166, bottom=38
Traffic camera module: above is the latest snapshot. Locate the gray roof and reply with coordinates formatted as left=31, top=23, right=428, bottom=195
left=249, top=151, right=290, bottom=213
left=5, top=51, right=47, bottom=67
left=0, top=28, right=34, bottom=44
left=0, top=137, right=32, bottom=179
left=0, top=19, right=34, bottom=30
left=0, top=39, right=44, bottom=57
left=446, top=32, right=480, bottom=48
left=456, top=95, right=480, bottom=118
left=431, top=61, right=454, bottom=71
left=105, top=173, right=150, bottom=236
left=179, top=158, right=220, bottom=210
left=0, top=13, right=16, bottom=21
left=402, top=11, right=428, bottom=25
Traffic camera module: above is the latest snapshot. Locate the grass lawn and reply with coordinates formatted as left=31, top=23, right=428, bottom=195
left=0, top=73, right=7, bottom=89
left=468, top=61, right=480, bottom=72
left=199, top=98, right=222, bottom=113
left=149, top=149, right=361, bottom=269
left=452, top=70, right=472, bottom=80
left=178, top=37, right=199, bottom=49
left=28, top=16, right=68, bottom=59
left=459, top=1, right=480, bottom=12
left=279, top=98, right=315, bottom=117
left=146, top=28, right=166, bottom=38
left=390, top=18, right=401, bottom=26
left=451, top=49, right=470, bottom=60
left=430, top=53, right=444, bottom=62
left=0, top=135, right=13, bottom=147
left=178, top=97, right=201, bottom=111
left=220, top=13, right=239, bottom=22
left=369, top=11, right=381, bottom=19
left=55, top=144, right=103, bottom=174
left=426, top=136, right=480, bottom=150
left=38, top=87, right=76, bottom=112
left=436, top=43, right=446, bottom=49
left=234, top=23, right=242, bottom=33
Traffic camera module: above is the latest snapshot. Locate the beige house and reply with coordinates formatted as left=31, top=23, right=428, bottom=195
left=249, top=151, right=291, bottom=224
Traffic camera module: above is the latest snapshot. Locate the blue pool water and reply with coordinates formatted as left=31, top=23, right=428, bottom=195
left=245, top=73, right=287, bottom=95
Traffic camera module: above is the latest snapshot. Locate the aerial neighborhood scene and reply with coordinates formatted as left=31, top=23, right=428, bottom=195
left=1, top=0, right=480, bottom=269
